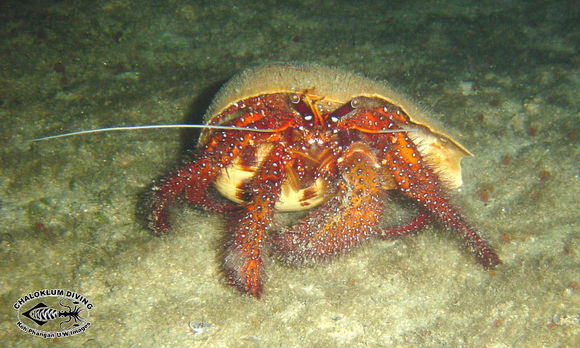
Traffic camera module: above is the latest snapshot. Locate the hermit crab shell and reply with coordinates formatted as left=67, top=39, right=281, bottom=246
left=200, top=62, right=472, bottom=211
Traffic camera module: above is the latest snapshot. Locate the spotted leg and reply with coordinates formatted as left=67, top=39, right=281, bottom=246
left=148, top=129, right=259, bottom=234
left=271, top=144, right=386, bottom=265
left=224, top=144, right=287, bottom=298
left=375, top=209, right=434, bottom=239
left=148, top=95, right=295, bottom=235
left=382, top=129, right=501, bottom=269
left=148, top=156, right=220, bottom=233
left=339, top=98, right=501, bottom=268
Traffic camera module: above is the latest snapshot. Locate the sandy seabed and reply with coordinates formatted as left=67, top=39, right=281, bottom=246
left=1, top=1, right=578, bottom=346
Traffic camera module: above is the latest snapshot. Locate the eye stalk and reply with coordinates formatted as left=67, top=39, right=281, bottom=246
left=328, top=97, right=360, bottom=123
left=290, top=91, right=329, bottom=127
left=290, top=93, right=314, bottom=121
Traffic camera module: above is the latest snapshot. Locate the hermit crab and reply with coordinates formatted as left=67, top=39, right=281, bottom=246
left=148, top=62, right=501, bottom=298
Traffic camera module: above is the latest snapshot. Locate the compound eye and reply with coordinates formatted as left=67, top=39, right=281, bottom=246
left=290, top=94, right=301, bottom=104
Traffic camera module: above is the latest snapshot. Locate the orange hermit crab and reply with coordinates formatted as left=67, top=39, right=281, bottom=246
left=148, top=62, right=501, bottom=298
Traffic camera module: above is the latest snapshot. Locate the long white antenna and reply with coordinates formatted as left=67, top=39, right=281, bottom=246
left=31, top=124, right=417, bottom=142
left=30, top=124, right=277, bottom=142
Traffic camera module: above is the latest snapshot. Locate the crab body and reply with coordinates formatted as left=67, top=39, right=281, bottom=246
left=148, top=63, right=501, bottom=298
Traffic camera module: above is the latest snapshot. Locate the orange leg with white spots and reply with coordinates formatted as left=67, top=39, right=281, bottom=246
left=148, top=94, right=295, bottom=235
left=341, top=99, right=500, bottom=269
left=148, top=153, right=232, bottom=234
left=224, top=144, right=287, bottom=298
left=271, top=144, right=386, bottom=264
left=375, top=208, right=434, bottom=239
left=360, top=104, right=501, bottom=268
left=382, top=130, right=501, bottom=268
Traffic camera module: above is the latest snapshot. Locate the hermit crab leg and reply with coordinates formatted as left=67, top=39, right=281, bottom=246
left=148, top=149, right=241, bottom=234
left=346, top=103, right=501, bottom=269
left=271, top=143, right=386, bottom=264
left=336, top=97, right=500, bottom=269
left=148, top=153, right=224, bottom=234
left=148, top=123, right=272, bottom=234
left=375, top=209, right=435, bottom=239
left=381, top=128, right=501, bottom=268
left=224, top=144, right=288, bottom=298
